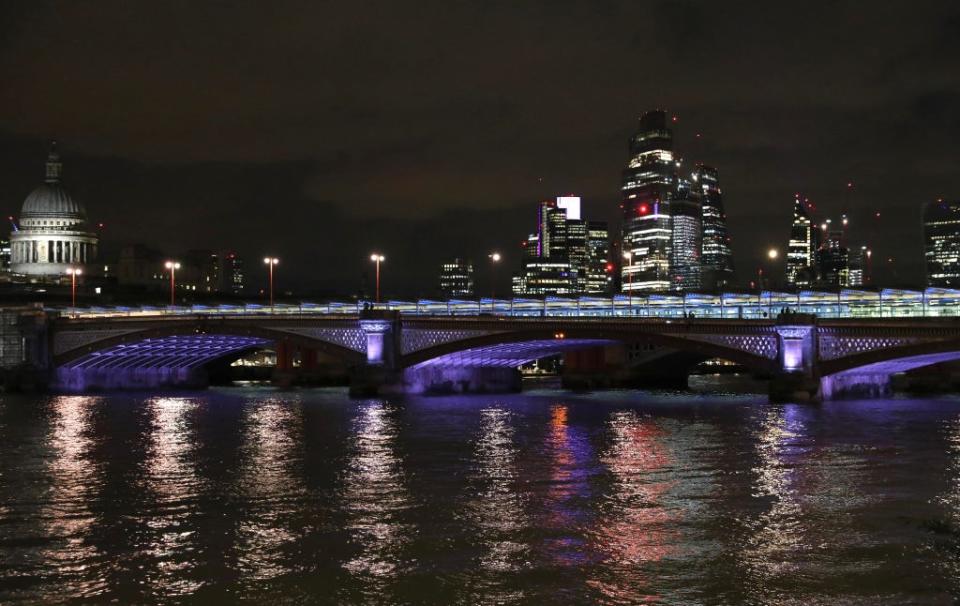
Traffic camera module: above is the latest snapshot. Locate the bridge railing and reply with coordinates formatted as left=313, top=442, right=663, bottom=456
left=50, top=288, right=960, bottom=321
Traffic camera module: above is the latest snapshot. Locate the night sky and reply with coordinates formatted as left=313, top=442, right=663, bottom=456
left=1, top=1, right=958, bottom=297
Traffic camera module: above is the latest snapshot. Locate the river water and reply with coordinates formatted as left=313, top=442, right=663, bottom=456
left=2, top=380, right=960, bottom=604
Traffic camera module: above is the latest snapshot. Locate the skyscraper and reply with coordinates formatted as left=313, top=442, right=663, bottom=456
left=924, top=199, right=960, bottom=287
left=669, top=180, right=702, bottom=290
left=693, top=164, right=734, bottom=289
left=222, top=252, right=244, bottom=295
left=848, top=245, right=871, bottom=287
left=514, top=196, right=608, bottom=296
left=786, top=195, right=817, bottom=287
left=439, top=258, right=474, bottom=298
left=585, top=221, right=612, bottom=294
left=621, top=110, right=677, bottom=292
left=815, top=225, right=849, bottom=287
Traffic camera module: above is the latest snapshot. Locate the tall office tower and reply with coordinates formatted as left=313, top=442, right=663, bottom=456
left=537, top=198, right=566, bottom=258
left=669, top=180, right=702, bottom=291
left=693, top=164, right=734, bottom=289
left=515, top=196, right=609, bottom=295
left=621, top=110, right=677, bottom=292
left=847, top=245, right=871, bottom=287
left=439, top=258, right=474, bottom=298
left=566, top=218, right=588, bottom=289
left=585, top=221, right=612, bottom=294
left=924, top=200, right=960, bottom=287
left=222, top=252, right=245, bottom=295
left=787, top=195, right=817, bottom=287
left=815, top=227, right=849, bottom=287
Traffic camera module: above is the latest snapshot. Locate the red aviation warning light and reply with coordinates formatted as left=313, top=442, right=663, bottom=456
left=637, top=203, right=650, bottom=216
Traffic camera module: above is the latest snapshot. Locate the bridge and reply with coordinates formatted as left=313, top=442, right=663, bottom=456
left=2, top=288, right=960, bottom=401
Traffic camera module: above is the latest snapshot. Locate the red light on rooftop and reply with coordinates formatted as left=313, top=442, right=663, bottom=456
left=638, top=203, right=650, bottom=215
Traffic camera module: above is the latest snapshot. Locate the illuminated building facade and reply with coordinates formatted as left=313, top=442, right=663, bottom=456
left=669, top=181, right=702, bottom=290
left=621, top=110, right=676, bottom=292
left=848, top=245, right=870, bottom=287
left=439, top=258, right=474, bottom=298
left=585, top=221, right=612, bottom=293
left=924, top=200, right=960, bottom=287
left=222, top=252, right=245, bottom=295
left=515, top=196, right=608, bottom=295
left=786, top=195, right=817, bottom=287
left=815, top=228, right=849, bottom=287
left=9, top=142, right=99, bottom=281
left=693, top=164, right=734, bottom=289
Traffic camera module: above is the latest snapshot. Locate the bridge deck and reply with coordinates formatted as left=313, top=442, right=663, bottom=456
left=47, top=287, right=960, bottom=320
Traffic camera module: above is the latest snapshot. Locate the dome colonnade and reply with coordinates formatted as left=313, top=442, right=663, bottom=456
left=10, top=142, right=98, bottom=280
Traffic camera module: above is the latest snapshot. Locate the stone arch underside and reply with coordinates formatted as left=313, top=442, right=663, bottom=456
left=401, top=328, right=778, bottom=373
left=53, top=323, right=367, bottom=370
left=821, top=339, right=960, bottom=377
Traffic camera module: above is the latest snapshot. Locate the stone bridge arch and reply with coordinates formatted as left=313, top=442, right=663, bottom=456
left=53, top=317, right=368, bottom=367
left=399, top=326, right=779, bottom=373
left=820, top=337, right=960, bottom=378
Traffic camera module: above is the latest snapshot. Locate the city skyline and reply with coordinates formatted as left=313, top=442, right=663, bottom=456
left=0, top=2, right=958, bottom=296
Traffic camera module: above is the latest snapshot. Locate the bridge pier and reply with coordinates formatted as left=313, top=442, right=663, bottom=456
left=769, top=316, right=822, bottom=402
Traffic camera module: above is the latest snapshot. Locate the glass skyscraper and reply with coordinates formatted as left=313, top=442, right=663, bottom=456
left=621, top=110, right=677, bottom=292
left=924, top=199, right=960, bottom=287
left=693, top=164, right=734, bottom=289
left=787, top=195, right=817, bottom=287
left=514, top=196, right=609, bottom=296
left=670, top=180, right=702, bottom=290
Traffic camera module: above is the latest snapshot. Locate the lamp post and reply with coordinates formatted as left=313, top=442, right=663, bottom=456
left=164, top=261, right=180, bottom=306
left=263, top=257, right=279, bottom=310
left=65, top=267, right=82, bottom=308
left=370, top=253, right=385, bottom=303
left=488, top=252, right=501, bottom=301
left=622, top=251, right=633, bottom=315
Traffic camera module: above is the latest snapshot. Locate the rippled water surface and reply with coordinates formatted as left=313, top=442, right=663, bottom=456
left=3, top=385, right=960, bottom=604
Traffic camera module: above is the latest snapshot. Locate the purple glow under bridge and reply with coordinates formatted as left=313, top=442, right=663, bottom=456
left=410, top=338, right=616, bottom=368
left=62, top=335, right=271, bottom=371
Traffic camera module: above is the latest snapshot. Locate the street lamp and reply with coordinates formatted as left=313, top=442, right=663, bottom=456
left=488, top=252, right=501, bottom=301
left=370, top=253, right=385, bottom=303
left=622, top=251, right=633, bottom=314
left=65, top=267, right=82, bottom=308
left=263, top=257, right=279, bottom=309
left=164, top=261, right=180, bottom=306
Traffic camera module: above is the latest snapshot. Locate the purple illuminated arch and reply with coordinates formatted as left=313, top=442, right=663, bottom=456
left=410, top=338, right=616, bottom=368
left=62, top=335, right=270, bottom=371
left=830, top=352, right=960, bottom=377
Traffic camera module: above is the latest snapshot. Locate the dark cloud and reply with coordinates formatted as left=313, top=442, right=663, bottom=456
left=0, top=0, right=958, bottom=295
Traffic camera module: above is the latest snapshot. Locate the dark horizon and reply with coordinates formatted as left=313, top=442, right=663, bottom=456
left=2, top=1, right=958, bottom=297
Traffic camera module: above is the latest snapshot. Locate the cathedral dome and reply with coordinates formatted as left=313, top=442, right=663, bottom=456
left=21, top=182, right=86, bottom=220
left=19, top=141, right=87, bottom=223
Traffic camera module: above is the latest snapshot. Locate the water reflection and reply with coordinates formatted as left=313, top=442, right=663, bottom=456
left=141, top=397, right=205, bottom=598
left=341, top=401, right=413, bottom=595
left=936, top=415, right=960, bottom=594
left=588, top=410, right=675, bottom=604
left=541, top=404, right=594, bottom=568
left=39, top=395, right=106, bottom=599
left=736, top=405, right=815, bottom=604
left=236, top=397, right=305, bottom=584
left=462, top=406, right=529, bottom=603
